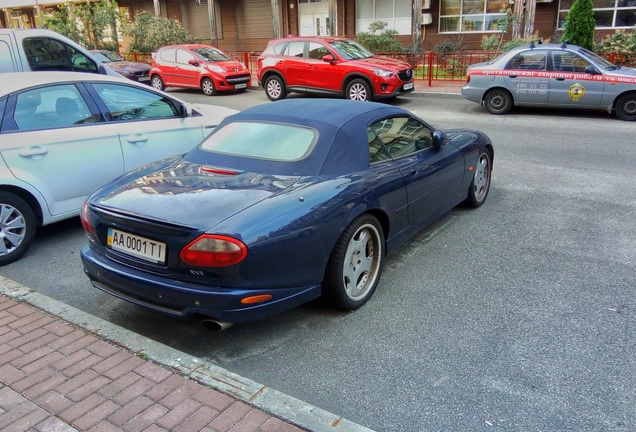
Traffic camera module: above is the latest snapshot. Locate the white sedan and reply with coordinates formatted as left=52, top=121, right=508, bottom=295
left=0, top=72, right=237, bottom=265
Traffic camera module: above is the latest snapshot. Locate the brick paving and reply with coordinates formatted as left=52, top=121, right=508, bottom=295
left=0, top=295, right=305, bottom=432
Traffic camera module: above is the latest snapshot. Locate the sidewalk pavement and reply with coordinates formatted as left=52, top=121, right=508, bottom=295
left=0, top=81, right=461, bottom=432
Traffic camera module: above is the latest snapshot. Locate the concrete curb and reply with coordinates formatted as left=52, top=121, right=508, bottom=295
left=0, top=276, right=374, bottom=432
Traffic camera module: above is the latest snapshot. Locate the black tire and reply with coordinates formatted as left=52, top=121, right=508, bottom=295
left=201, top=78, right=216, bottom=96
left=346, top=78, right=372, bottom=101
left=324, top=214, right=384, bottom=310
left=465, top=149, right=492, bottom=208
left=614, top=93, right=636, bottom=121
left=151, top=75, right=165, bottom=91
left=484, top=88, right=513, bottom=114
left=264, top=75, right=287, bottom=101
left=0, top=192, right=36, bottom=266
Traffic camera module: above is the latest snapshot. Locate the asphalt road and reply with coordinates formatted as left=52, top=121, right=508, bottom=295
left=2, top=88, right=635, bottom=432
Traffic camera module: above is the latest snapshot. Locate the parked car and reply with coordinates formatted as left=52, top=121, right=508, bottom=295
left=257, top=36, right=415, bottom=102
left=150, top=44, right=251, bottom=96
left=461, top=42, right=636, bottom=121
left=90, top=50, right=152, bottom=83
left=80, top=99, right=493, bottom=329
left=0, top=28, right=118, bottom=76
left=0, top=72, right=237, bottom=265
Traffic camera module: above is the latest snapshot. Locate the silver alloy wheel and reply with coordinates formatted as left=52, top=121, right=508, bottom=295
left=202, top=78, right=215, bottom=96
left=342, top=222, right=382, bottom=301
left=151, top=76, right=163, bottom=91
left=0, top=203, right=26, bottom=257
left=266, top=79, right=282, bottom=99
left=472, top=152, right=491, bottom=203
left=348, top=82, right=369, bottom=101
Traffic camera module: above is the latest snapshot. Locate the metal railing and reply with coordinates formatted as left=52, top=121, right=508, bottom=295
left=124, top=50, right=636, bottom=86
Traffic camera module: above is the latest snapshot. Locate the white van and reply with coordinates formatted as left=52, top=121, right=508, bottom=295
left=0, top=28, right=119, bottom=76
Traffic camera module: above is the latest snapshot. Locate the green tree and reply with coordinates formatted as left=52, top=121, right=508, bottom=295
left=122, top=11, right=196, bottom=53
left=560, top=0, right=596, bottom=50
left=44, top=1, right=119, bottom=51
left=355, top=21, right=404, bottom=52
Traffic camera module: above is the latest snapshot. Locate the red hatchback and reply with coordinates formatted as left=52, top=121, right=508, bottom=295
left=257, top=36, right=414, bottom=101
left=150, top=44, right=251, bottom=96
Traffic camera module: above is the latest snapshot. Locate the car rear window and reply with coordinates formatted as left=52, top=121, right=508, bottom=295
left=200, top=121, right=317, bottom=161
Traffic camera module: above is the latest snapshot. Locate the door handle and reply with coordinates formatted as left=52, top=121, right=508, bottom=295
left=127, top=134, right=148, bottom=144
left=409, top=168, right=419, bottom=177
left=19, top=147, right=48, bottom=157
left=508, top=74, right=518, bottom=78
left=555, top=77, right=566, bottom=81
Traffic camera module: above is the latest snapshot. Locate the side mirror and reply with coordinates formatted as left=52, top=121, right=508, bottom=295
left=585, top=65, right=600, bottom=75
left=432, top=130, right=448, bottom=147
left=322, top=54, right=335, bottom=64
left=188, top=59, right=200, bottom=67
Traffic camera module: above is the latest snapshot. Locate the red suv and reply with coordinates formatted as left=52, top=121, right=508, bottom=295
left=150, top=44, right=251, bottom=96
left=257, top=36, right=414, bottom=102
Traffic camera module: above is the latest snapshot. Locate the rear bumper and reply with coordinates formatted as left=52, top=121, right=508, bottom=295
left=460, top=86, right=484, bottom=104
left=81, top=247, right=321, bottom=323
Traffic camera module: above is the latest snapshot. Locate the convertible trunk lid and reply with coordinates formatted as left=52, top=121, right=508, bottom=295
left=91, top=159, right=300, bottom=230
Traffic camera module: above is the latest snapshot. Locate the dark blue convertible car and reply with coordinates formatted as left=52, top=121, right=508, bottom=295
left=80, top=99, right=493, bottom=329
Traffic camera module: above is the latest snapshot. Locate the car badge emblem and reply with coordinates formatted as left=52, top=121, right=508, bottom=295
left=568, top=83, right=585, bottom=101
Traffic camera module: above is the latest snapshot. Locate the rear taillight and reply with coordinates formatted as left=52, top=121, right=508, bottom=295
left=180, top=234, right=247, bottom=267
left=466, top=75, right=471, bottom=84
left=80, top=202, right=92, bottom=235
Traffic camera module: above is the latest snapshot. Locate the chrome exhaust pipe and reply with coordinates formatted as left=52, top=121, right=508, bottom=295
left=200, top=319, right=234, bottom=331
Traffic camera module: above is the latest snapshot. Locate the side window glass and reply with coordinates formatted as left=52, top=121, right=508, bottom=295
left=505, top=50, right=547, bottom=71
left=0, top=41, right=16, bottom=72
left=23, top=37, right=72, bottom=71
left=308, top=42, right=329, bottom=60
left=176, top=49, right=195, bottom=65
left=92, top=83, right=179, bottom=121
left=69, top=46, right=97, bottom=73
left=370, top=117, right=433, bottom=159
left=285, top=42, right=305, bottom=57
left=367, top=129, right=391, bottom=163
left=553, top=51, right=590, bottom=72
left=272, top=42, right=287, bottom=55
left=13, top=84, right=94, bottom=131
left=159, top=48, right=175, bottom=63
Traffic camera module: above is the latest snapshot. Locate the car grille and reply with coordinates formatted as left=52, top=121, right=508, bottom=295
left=134, top=70, right=150, bottom=77
left=397, top=69, right=413, bottom=82
left=226, top=74, right=251, bottom=84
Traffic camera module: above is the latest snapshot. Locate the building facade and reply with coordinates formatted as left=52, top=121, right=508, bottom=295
left=1, top=0, right=634, bottom=52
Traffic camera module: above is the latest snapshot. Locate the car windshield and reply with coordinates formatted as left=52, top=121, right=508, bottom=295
left=578, top=47, right=617, bottom=70
left=94, top=51, right=124, bottom=62
left=329, top=40, right=373, bottom=60
left=200, top=121, right=317, bottom=161
left=192, top=47, right=233, bottom=62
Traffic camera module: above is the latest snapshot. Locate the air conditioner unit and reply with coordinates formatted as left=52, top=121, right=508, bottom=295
left=421, top=13, right=433, bottom=25
left=422, top=0, right=431, bottom=9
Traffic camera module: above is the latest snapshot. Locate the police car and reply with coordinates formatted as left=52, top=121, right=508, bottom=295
left=461, top=42, right=636, bottom=121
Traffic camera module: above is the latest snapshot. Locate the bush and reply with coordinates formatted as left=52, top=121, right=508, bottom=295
left=481, top=33, right=548, bottom=52
left=355, top=21, right=404, bottom=52
left=595, top=29, right=636, bottom=52
left=561, top=0, right=595, bottom=50
left=44, top=1, right=119, bottom=50
left=122, top=11, right=197, bottom=53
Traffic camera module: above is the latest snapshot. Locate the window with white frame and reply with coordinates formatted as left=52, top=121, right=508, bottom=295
left=356, top=0, right=412, bottom=35
left=558, top=0, right=636, bottom=29
left=439, top=0, right=508, bottom=33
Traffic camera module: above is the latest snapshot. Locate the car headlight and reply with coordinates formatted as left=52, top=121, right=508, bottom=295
left=372, top=69, right=393, bottom=78
left=118, top=70, right=134, bottom=77
left=207, top=65, right=226, bottom=73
